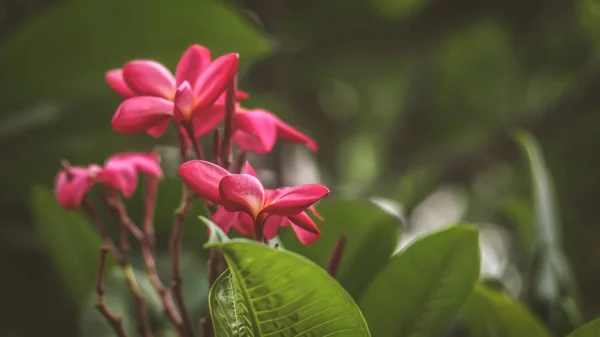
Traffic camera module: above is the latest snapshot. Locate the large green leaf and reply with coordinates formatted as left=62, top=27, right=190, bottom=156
left=359, top=225, right=480, bottom=337
left=207, top=240, right=371, bottom=336
left=462, top=285, right=551, bottom=337
left=31, top=186, right=105, bottom=308
left=567, top=317, right=600, bottom=337
left=280, top=199, right=399, bottom=300
left=0, top=0, right=271, bottom=103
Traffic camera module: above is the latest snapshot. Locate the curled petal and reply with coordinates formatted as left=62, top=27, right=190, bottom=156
left=123, top=60, right=176, bottom=99
left=275, top=118, right=318, bottom=152
left=233, top=110, right=278, bottom=154
left=212, top=208, right=255, bottom=238
left=146, top=119, right=170, bottom=138
left=193, top=53, right=239, bottom=109
left=179, top=160, right=230, bottom=204
left=174, top=81, right=194, bottom=122
left=262, top=184, right=330, bottom=216
left=307, top=205, right=325, bottom=221
left=106, top=69, right=135, bottom=98
left=111, top=97, right=173, bottom=135
left=240, top=161, right=258, bottom=178
left=54, top=167, right=94, bottom=210
left=105, top=152, right=163, bottom=178
left=263, top=215, right=288, bottom=240
left=191, top=103, right=226, bottom=138
left=98, top=165, right=138, bottom=197
left=175, top=44, right=211, bottom=87
left=219, top=174, right=265, bottom=217
left=237, top=90, right=250, bottom=101
left=288, top=212, right=321, bottom=245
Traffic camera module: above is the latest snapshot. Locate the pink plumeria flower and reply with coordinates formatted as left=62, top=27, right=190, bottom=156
left=178, top=160, right=329, bottom=244
left=55, top=152, right=162, bottom=210
left=107, top=44, right=239, bottom=138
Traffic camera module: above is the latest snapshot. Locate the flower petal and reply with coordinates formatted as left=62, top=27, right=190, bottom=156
left=105, top=152, right=163, bottom=178
left=276, top=120, right=318, bottom=152
left=54, top=167, right=93, bottom=210
left=262, top=184, right=330, bottom=215
left=193, top=53, right=239, bottom=109
left=288, top=212, right=321, bottom=245
left=111, top=96, right=174, bottom=135
left=179, top=160, right=230, bottom=204
left=263, top=215, right=288, bottom=240
left=233, top=110, right=278, bottom=153
left=123, top=60, right=176, bottom=99
left=105, top=69, right=135, bottom=98
left=232, top=131, right=270, bottom=155
left=191, top=103, right=225, bottom=138
left=240, top=161, right=258, bottom=178
left=237, top=90, right=250, bottom=101
left=211, top=207, right=237, bottom=234
left=232, top=211, right=255, bottom=238
left=218, top=174, right=265, bottom=217
left=175, top=44, right=211, bottom=87
left=307, top=205, right=325, bottom=221
left=146, top=119, right=170, bottom=137
left=98, top=165, right=138, bottom=197
left=173, top=81, right=194, bottom=122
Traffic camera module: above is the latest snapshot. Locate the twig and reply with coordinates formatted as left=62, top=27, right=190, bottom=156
left=326, top=235, right=347, bottom=278
left=144, top=174, right=159, bottom=253
left=220, top=77, right=237, bottom=169
left=184, top=124, right=204, bottom=161
left=231, top=149, right=247, bottom=174
left=95, top=246, right=128, bottom=337
left=100, top=192, right=185, bottom=337
left=213, top=128, right=222, bottom=166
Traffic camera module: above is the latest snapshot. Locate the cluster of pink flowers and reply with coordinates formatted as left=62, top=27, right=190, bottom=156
left=55, top=44, right=329, bottom=244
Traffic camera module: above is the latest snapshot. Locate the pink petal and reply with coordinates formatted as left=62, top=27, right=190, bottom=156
left=123, top=60, right=176, bottom=99
left=111, top=96, right=174, bottom=135
left=307, top=205, right=325, bottom=221
left=106, top=69, right=135, bottom=98
left=263, top=215, right=288, bottom=240
left=218, top=174, right=265, bottom=217
left=233, top=110, right=278, bottom=153
left=173, top=81, right=194, bottom=122
left=179, top=160, right=230, bottom=204
left=262, top=184, right=330, bottom=215
left=175, top=44, right=211, bottom=87
left=193, top=53, right=239, bottom=109
left=146, top=119, right=170, bottom=138
left=54, top=167, right=94, bottom=210
left=275, top=118, right=318, bottom=152
left=240, top=162, right=258, bottom=178
left=211, top=207, right=237, bottom=234
left=288, top=212, right=321, bottom=245
left=105, top=152, right=163, bottom=178
left=237, top=90, right=250, bottom=101
left=98, top=165, right=138, bottom=197
left=232, top=211, right=255, bottom=238
left=190, top=103, right=226, bottom=138
left=232, top=131, right=270, bottom=154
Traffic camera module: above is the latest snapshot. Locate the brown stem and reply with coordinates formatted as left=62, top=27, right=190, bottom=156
left=326, top=235, right=347, bottom=278
left=100, top=192, right=185, bottom=336
left=144, top=174, right=159, bottom=253
left=120, top=217, right=130, bottom=260
left=95, top=246, right=129, bottom=337
left=220, top=77, right=237, bottom=169
left=213, top=128, right=222, bottom=166
left=231, top=149, right=247, bottom=174
left=184, top=124, right=204, bottom=161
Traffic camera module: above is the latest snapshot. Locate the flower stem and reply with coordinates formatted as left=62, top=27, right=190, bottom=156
left=212, top=128, right=222, bottom=166
left=220, top=77, right=237, bottom=169
left=143, top=169, right=159, bottom=253
left=95, top=246, right=129, bottom=337
left=326, top=235, right=347, bottom=278
left=231, top=149, right=247, bottom=174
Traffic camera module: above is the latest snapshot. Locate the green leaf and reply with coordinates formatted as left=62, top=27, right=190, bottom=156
left=199, top=216, right=230, bottom=244
left=516, top=131, right=582, bottom=324
left=0, top=0, right=271, bottom=103
left=359, top=225, right=480, bottom=337
left=31, top=186, right=105, bottom=309
left=280, top=199, right=399, bottom=300
left=463, top=285, right=551, bottom=337
left=567, top=317, right=600, bottom=337
left=208, top=240, right=371, bottom=336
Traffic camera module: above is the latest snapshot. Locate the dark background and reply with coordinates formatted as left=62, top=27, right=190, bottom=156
left=1, top=0, right=600, bottom=336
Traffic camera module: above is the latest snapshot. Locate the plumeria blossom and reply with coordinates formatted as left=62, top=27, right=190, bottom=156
left=55, top=152, right=162, bottom=210
left=179, top=160, right=329, bottom=244
left=107, top=44, right=239, bottom=139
